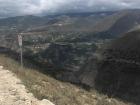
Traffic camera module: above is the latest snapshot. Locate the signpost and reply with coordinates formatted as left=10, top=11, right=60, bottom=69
left=18, top=34, right=23, bottom=68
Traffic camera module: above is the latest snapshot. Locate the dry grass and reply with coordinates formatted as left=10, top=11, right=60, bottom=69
left=0, top=54, right=132, bottom=105
left=0, top=54, right=98, bottom=105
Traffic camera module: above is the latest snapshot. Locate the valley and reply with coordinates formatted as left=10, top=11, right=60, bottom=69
left=0, top=9, right=140, bottom=105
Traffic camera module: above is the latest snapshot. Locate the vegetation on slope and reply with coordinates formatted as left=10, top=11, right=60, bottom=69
left=0, top=54, right=130, bottom=105
left=95, top=29, right=140, bottom=105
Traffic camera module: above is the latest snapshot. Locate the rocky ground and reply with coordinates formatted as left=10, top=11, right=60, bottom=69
left=0, top=66, right=54, bottom=105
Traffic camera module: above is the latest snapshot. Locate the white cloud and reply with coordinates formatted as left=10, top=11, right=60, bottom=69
left=0, top=0, right=140, bottom=17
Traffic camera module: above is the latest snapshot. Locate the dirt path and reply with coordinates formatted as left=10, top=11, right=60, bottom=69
left=0, top=66, right=54, bottom=105
left=104, top=58, right=140, bottom=66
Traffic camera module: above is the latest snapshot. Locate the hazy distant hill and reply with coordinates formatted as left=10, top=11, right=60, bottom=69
left=1, top=9, right=140, bottom=42
left=26, top=9, right=140, bottom=42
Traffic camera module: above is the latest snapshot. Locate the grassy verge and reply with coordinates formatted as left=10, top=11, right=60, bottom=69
left=0, top=54, right=131, bottom=105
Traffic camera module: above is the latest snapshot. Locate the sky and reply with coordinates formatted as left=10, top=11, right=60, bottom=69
left=0, top=0, right=140, bottom=17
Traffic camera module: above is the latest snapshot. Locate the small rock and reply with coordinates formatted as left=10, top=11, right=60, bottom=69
left=0, top=66, right=3, bottom=69
left=40, top=99, right=55, bottom=105
left=92, top=95, right=98, bottom=100
left=16, top=81, right=23, bottom=85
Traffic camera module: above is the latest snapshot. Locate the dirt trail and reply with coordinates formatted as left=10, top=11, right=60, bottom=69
left=104, top=58, right=140, bottom=66
left=0, top=66, right=54, bottom=105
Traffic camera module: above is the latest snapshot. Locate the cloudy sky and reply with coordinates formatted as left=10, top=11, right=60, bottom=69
left=0, top=0, right=140, bottom=17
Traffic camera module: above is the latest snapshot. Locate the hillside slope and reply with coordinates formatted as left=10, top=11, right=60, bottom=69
left=0, top=53, right=133, bottom=105
left=95, top=29, right=140, bottom=105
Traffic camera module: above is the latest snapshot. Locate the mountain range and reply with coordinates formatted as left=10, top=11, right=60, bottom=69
left=1, top=9, right=140, bottom=101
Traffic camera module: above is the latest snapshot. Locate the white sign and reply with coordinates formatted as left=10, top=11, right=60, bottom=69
left=18, top=35, right=22, bottom=46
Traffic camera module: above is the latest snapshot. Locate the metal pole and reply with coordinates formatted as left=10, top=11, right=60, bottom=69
left=20, top=45, right=23, bottom=68
left=18, top=34, right=23, bottom=68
